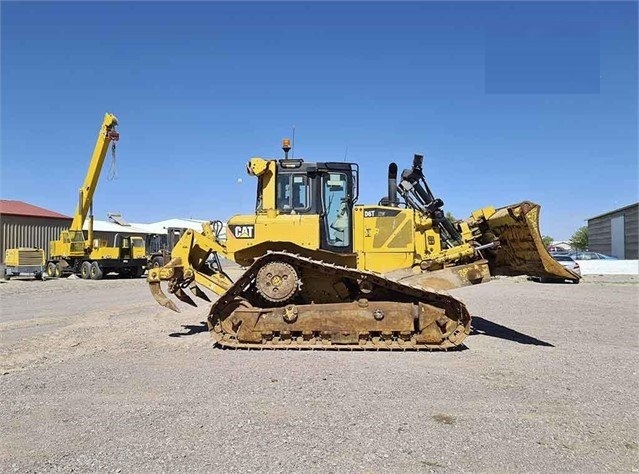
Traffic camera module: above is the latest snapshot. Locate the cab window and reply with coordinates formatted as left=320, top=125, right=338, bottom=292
left=131, top=237, right=145, bottom=248
left=255, top=178, right=263, bottom=211
left=277, top=173, right=310, bottom=212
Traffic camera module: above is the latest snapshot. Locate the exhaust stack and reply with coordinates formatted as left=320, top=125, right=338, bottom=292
left=387, top=163, right=399, bottom=207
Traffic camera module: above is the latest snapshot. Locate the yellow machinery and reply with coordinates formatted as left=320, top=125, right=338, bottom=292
left=3, top=248, right=45, bottom=280
left=148, top=141, right=578, bottom=350
left=45, top=113, right=147, bottom=280
left=146, top=227, right=188, bottom=269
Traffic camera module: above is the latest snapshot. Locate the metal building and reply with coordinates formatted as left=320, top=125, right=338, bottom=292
left=0, top=200, right=72, bottom=261
left=587, top=202, right=638, bottom=259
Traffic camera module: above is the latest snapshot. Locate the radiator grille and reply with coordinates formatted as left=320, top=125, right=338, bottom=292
left=18, top=249, right=44, bottom=265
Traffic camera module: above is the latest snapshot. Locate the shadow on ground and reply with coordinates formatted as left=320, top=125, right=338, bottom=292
left=169, top=321, right=209, bottom=337
left=527, top=276, right=579, bottom=285
left=470, top=316, right=554, bottom=347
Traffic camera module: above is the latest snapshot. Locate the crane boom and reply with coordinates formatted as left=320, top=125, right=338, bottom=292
left=69, top=113, right=119, bottom=232
left=44, top=112, right=147, bottom=280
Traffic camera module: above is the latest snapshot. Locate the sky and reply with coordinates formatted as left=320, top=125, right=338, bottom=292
left=1, top=1, right=637, bottom=240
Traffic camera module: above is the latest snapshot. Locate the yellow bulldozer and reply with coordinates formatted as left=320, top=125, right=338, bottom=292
left=148, top=140, right=578, bottom=350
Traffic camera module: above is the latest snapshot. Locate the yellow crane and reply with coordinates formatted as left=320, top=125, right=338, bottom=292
left=45, top=113, right=147, bottom=279
left=147, top=140, right=578, bottom=351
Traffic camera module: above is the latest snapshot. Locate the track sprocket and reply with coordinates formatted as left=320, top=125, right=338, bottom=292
left=255, top=261, right=300, bottom=303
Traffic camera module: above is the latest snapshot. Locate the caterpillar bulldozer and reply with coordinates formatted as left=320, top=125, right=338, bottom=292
left=148, top=140, right=578, bottom=350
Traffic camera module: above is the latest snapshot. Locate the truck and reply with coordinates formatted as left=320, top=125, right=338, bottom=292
left=146, top=227, right=187, bottom=270
left=45, top=113, right=147, bottom=279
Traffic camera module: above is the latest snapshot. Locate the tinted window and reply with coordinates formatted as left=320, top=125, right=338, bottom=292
left=579, top=252, right=597, bottom=260
left=277, top=173, right=310, bottom=212
left=323, top=172, right=350, bottom=247
left=554, top=256, right=574, bottom=262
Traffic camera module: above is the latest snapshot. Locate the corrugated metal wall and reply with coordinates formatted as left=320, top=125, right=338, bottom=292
left=624, top=205, right=638, bottom=259
left=0, top=214, right=73, bottom=262
left=588, top=217, right=611, bottom=255
left=588, top=204, right=639, bottom=259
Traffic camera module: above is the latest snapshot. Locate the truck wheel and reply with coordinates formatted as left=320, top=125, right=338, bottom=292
left=151, top=256, right=164, bottom=268
left=80, top=261, right=91, bottom=279
left=34, top=272, right=43, bottom=281
left=4, top=273, right=10, bottom=281
left=46, top=262, right=56, bottom=277
left=133, top=266, right=144, bottom=278
left=90, top=262, right=103, bottom=280
left=54, top=262, right=64, bottom=278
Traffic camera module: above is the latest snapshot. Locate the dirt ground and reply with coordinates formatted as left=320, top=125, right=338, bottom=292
left=0, top=272, right=637, bottom=472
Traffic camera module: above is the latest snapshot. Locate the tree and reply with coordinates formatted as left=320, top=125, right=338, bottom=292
left=570, top=226, right=589, bottom=250
left=445, top=211, right=457, bottom=222
left=542, top=235, right=554, bottom=248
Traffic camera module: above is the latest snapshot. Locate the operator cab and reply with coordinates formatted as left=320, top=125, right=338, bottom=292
left=255, top=140, right=359, bottom=253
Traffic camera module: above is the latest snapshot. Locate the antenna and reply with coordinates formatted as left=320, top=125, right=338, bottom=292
left=291, top=125, right=295, bottom=159
left=343, top=146, right=349, bottom=162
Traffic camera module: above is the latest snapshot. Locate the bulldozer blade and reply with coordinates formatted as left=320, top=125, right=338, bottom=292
left=483, top=201, right=580, bottom=281
left=149, top=281, right=180, bottom=313
left=174, top=286, right=198, bottom=307
left=188, top=280, right=211, bottom=302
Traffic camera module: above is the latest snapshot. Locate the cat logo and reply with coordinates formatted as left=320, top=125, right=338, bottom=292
left=230, top=225, right=255, bottom=239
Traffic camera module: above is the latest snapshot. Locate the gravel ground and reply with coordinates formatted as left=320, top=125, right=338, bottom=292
left=0, top=272, right=637, bottom=472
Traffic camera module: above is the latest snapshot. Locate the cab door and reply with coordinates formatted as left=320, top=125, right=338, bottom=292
left=120, top=236, right=131, bottom=259
left=320, top=171, right=353, bottom=253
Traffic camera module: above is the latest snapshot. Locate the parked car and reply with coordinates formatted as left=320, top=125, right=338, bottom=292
left=532, top=255, right=580, bottom=284
left=553, top=255, right=582, bottom=279
left=547, top=245, right=570, bottom=254
left=568, top=251, right=618, bottom=260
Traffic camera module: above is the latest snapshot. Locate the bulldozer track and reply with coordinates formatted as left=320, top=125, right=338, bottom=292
left=207, top=251, right=471, bottom=351
left=211, top=339, right=462, bottom=351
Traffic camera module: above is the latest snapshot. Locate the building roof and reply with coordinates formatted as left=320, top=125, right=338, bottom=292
left=131, top=218, right=209, bottom=234
left=82, top=218, right=217, bottom=236
left=82, top=219, right=153, bottom=234
left=587, top=202, right=639, bottom=221
left=0, top=200, right=71, bottom=219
